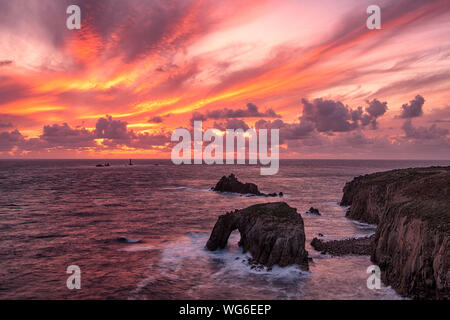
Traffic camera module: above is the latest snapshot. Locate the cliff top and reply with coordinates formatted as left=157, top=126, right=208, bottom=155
left=347, top=166, right=450, bottom=233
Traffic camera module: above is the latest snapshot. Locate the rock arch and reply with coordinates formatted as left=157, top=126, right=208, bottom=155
left=206, top=202, right=309, bottom=270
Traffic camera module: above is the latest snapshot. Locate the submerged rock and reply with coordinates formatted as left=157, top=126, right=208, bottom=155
left=206, top=202, right=309, bottom=270
left=306, top=207, right=321, bottom=215
left=311, top=236, right=374, bottom=256
left=341, top=166, right=450, bottom=300
left=212, top=174, right=283, bottom=197
left=116, top=237, right=143, bottom=244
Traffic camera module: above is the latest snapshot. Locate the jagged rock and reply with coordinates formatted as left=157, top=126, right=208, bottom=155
left=341, top=166, right=450, bottom=300
left=212, top=174, right=282, bottom=197
left=206, top=202, right=309, bottom=270
left=212, top=174, right=261, bottom=195
left=311, top=236, right=374, bottom=256
left=306, top=207, right=321, bottom=215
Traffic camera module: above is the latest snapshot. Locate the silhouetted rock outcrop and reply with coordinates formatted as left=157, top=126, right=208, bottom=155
left=306, top=207, right=321, bottom=215
left=206, top=202, right=309, bottom=270
left=311, top=236, right=374, bottom=256
left=341, top=167, right=450, bottom=300
left=212, top=174, right=282, bottom=197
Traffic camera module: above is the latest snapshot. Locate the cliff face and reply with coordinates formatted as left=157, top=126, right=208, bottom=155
left=341, top=167, right=450, bottom=299
left=206, top=202, right=309, bottom=270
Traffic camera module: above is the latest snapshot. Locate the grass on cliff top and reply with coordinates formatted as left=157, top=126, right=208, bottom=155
left=357, top=166, right=450, bottom=186
left=388, top=169, right=450, bottom=234
left=353, top=167, right=450, bottom=234
left=240, top=202, right=298, bottom=218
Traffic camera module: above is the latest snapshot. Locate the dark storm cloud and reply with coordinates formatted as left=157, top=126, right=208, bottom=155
left=148, top=116, right=163, bottom=124
left=40, top=123, right=95, bottom=147
left=0, top=122, right=13, bottom=129
left=402, top=119, right=448, bottom=140
left=190, top=112, right=209, bottom=126
left=366, top=99, right=388, bottom=118
left=94, top=116, right=129, bottom=140
left=190, top=103, right=280, bottom=124
left=214, top=119, right=250, bottom=131
left=255, top=119, right=315, bottom=142
left=0, top=115, right=171, bottom=153
left=351, top=99, right=388, bottom=129
left=208, top=103, right=280, bottom=119
left=194, top=96, right=390, bottom=144
left=300, top=98, right=358, bottom=133
left=93, top=115, right=170, bottom=149
left=0, top=60, right=13, bottom=67
left=0, top=130, right=25, bottom=151
left=127, top=132, right=171, bottom=150
left=300, top=98, right=388, bottom=132
left=399, top=95, right=425, bottom=119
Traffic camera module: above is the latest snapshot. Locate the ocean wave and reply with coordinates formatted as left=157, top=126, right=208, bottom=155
left=129, top=232, right=309, bottom=299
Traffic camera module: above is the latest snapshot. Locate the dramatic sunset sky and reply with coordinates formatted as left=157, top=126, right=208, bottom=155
left=1, top=0, right=450, bottom=159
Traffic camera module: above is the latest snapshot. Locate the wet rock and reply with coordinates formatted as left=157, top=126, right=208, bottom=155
left=306, top=207, right=321, bottom=215
left=311, top=236, right=374, bottom=256
left=212, top=174, right=282, bottom=197
left=206, top=202, right=309, bottom=270
left=212, top=173, right=261, bottom=195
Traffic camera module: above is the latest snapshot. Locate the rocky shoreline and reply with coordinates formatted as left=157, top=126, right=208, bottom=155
left=206, top=167, right=449, bottom=300
left=341, top=166, right=450, bottom=300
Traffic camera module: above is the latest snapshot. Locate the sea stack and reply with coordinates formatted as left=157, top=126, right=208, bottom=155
left=206, top=202, right=309, bottom=270
left=212, top=174, right=283, bottom=197
left=341, top=166, right=450, bottom=300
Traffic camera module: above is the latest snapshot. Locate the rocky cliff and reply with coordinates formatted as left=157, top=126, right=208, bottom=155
left=341, top=167, right=450, bottom=299
left=206, top=202, right=309, bottom=270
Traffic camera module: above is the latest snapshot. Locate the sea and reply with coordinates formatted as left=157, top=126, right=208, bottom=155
left=1, top=159, right=449, bottom=299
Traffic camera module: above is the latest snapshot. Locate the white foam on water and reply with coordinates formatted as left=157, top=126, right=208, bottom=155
left=351, top=220, right=377, bottom=230
left=130, top=232, right=310, bottom=299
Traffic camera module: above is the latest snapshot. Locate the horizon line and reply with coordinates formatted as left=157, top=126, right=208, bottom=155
left=1, top=158, right=450, bottom=161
